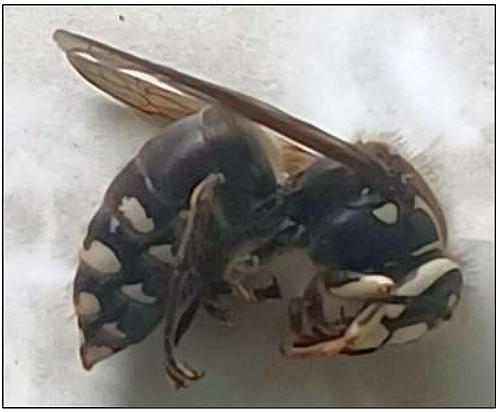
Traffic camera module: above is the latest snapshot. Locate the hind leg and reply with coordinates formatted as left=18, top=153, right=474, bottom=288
left=281, top=272, right=395, bottom=359
left=162, top=173, right=228, bottom=387
left=162, top=271, right=204, bottom=388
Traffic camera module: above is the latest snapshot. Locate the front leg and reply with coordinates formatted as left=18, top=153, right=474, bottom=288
left=163, top=173, right=227, bottom=388
left=281, top=271, right=396, bottom=359
left=282, top=258, right=463, bottom=359
left=345, top=258, right=463, bottom=353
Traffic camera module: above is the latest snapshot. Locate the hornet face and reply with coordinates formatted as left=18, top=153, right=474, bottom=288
left=281, top=141, right=462, bottom=358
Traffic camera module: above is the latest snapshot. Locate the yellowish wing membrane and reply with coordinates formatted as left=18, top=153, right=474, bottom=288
left=55, top=30, right=205, bottom=124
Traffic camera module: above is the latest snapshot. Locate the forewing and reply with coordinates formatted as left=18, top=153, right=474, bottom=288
left=55, top=29, right=382, bottom=179
left=54, top=29, right=207, bottom=124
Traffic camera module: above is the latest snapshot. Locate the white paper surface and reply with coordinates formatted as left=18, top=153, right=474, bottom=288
left=4, top=6, right=494, bottom=406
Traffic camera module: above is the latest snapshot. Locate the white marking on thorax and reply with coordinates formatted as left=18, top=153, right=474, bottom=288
left=148, top=244, right=176, bottom=265
left=118, top=196, right=155, bottom=233
left=121, top=283, right=157, bottom=304
left=79, top=240, right=121, bottom=274
left=76, top=292, right=101, bottom=316
left=101, top=322, right=127, bottom=339
left=372, top=202, right=398, bottom=224
left=397, top=258, right=459, bottom=296
left=389, top=323, right=428, bottom=344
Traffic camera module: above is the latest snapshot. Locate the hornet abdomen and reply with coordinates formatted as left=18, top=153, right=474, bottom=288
left=74, top=106, right=279, bottom=370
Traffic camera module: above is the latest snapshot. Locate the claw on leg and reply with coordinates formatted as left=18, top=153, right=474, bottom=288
left=165, top=361, right=205, bottom=389
left=163, top=336, right=205, bottom=389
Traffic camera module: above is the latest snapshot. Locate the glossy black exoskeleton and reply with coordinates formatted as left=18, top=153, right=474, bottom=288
left=55, top=29, right=462, bottom=387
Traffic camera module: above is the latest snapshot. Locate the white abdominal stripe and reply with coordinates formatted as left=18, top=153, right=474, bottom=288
left=75, top=292, right=101, bottom=317
left=118, top=196, right=155, bottom=233
left=121, top=283, right=158, bottom=304
left=79, top=240, right=121, bottom=275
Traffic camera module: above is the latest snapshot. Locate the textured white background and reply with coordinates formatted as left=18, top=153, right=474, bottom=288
left=4, top=5, right=494, bottom=407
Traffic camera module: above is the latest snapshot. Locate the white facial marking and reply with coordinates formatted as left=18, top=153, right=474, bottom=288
left=347, top=304, right=385, bottom=342
left=82, top=346, right=113, bottom=368
left=109, top=216, right=120, bottom=234
left=385, top=304, right=405, bottom=318
left=447, top=294, right=458, bottom=310
left=148, top=244, right=176, bottom=265
left=361, top=187, right=371, bottom=196
left=329, top=275, right=393, bottom=298
left=372, top=202, right=398, bottom=224
left=76, top=292, right=101, bottom=316
left=389, top=323, right=428, bottom=344
left=121, top=283, right=157, bottom=304
left=118, top=196, right=154, bottom=233
left=397, top=258, right=459, bottom=296
left=101, top=322, right=127, bottom=339
left=350, top=323, right=390, bottom=350
left=80, top=240, right=121, bottom=274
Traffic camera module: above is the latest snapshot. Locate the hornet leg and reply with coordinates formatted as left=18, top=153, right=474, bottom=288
left=163, top=173, right=226, bottom=388
left=281, top=271, right=396, bottom=359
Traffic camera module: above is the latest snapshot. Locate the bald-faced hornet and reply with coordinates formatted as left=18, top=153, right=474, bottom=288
left=55, top=29, right=463, bottom=388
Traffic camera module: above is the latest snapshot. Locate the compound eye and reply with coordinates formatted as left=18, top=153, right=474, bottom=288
left=409, top=196, right=444, bottom=257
